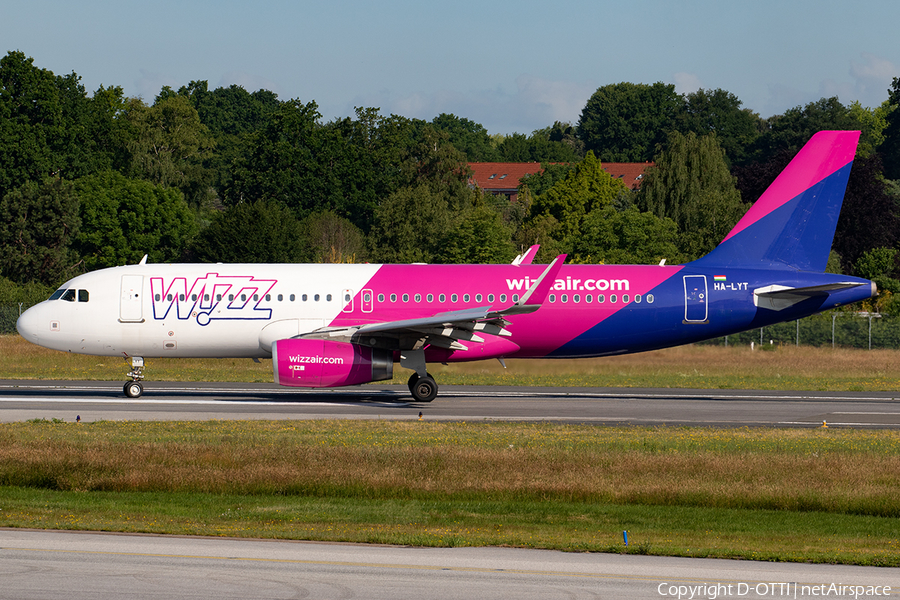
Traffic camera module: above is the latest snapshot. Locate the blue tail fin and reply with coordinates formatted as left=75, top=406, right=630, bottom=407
left=690, top=131, right=860, bottom=272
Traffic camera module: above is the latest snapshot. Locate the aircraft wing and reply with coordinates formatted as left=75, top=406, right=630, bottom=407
left=304, top=255, right=566, bottom=351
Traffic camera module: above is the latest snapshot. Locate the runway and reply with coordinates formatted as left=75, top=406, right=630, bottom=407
left=1, top=379, right=899, bottom=427
left=1, top=529, right=896, bottom=600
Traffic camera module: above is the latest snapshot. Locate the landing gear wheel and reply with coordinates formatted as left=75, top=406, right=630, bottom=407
left=123, top=381, right=143, bottom=398
left=410, top=375, right=438, bottom=403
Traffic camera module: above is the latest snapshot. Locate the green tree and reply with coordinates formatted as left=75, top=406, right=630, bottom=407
left=302, top=210, right=366, bottom=263
left=192, top=200, right=308, bottom=263
left=74, top=171, right=198, bottom=270
left=677, top=88, right=762, bottom=165
left=0, top=177, right=81, bottom=285
left=854, top=247, right=900, bottom=296
left=529, top=151, right=630, bottom=240
left=438, top=198, right=516, bottom=264
left=577, top=82, right=683, bottom=162
left=0, top=51, right=65, bottom=199
left=431, top=113, right=500, bottom=161
left=570, top=205, right=683, bottom=265
left=637, top=131, right=747, bottom=259
left=120, top=95, right=215, bottom=206
left=367, top=185, right=457, bottom=263
left=752, top=97, right=855, bottom=163
left=880, top=77, right=900, bottom=180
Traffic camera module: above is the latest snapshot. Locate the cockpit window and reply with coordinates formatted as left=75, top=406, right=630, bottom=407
left=61, top=289, right=76, bottom=302
left=78, top=289, right=89, bottom=302
left=49, top=289, right=66, bottom=300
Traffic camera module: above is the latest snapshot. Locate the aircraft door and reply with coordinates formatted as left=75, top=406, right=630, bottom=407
left=361, top=289, right=374, bottom=313
left=120, top=275, right=144, bottom=322
left=683, top=275, right=708, bottom=323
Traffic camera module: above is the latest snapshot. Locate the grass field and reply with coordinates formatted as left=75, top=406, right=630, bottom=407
left=2, top=335, right=900, bottom=565
left=0, top=420, right=898, bottom=566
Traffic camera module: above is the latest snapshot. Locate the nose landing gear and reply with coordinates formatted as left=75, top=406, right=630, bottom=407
left=123, top=356, right=144, bottom=398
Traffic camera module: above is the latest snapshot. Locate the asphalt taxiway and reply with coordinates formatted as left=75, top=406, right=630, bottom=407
left=1, top=530, right=897, bottom=600
left=0, top=379, right=898, bottom=427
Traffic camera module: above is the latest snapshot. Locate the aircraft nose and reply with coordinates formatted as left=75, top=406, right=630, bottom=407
left=16, top=304, right=42, bottom=341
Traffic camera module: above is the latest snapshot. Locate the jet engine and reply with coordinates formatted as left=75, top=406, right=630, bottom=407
left=272, top=338, right=393, bottom=388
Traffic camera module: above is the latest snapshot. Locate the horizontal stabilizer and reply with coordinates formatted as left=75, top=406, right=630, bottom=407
left=754, top=282, right=868, bottom=311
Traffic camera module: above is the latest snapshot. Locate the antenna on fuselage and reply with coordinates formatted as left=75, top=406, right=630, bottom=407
left=138, top=255, right=148, bottom=265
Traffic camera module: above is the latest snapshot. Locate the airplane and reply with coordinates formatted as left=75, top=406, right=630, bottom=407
left=16, top=130, right=875, bottom=402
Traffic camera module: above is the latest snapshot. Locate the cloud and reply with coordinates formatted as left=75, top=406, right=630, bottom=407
left=672, top=72, right=702, bottom=95
left=848, top=52, right=898, bottom=104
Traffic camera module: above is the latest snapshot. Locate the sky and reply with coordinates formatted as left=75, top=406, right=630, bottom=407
left=3, top=0, right=900, bottom=136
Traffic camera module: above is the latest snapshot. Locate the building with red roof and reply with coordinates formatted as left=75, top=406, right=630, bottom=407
left=468, top=161, right=653, bottom=202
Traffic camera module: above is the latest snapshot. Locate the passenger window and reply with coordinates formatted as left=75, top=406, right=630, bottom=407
left=451, top=294, right=458, bottom=302
left=314, top=294, right=320, bottom=302
left=191, top=294, right=198, bottom=301
left=390, top=294, right=397, bottom=302
left=277, top=294, right=283, bottom=301
left=475, top=294, right=482, bottom=303
left=216, top=294, right=222, bottom=301
left=426, top=294, right=433, bottom=302
left=500, top=294, right=507, bottom=303
left=253, top=294, right=259, bottom=301
left=610, top=295, right=617, bottom=303
left=302, top=294, right=308, bottom=302
left=463, top=294, right=470, bottom=303
left=154, top=293, right=161, bottom=302
left=623, top=294, right=630, bottom=303
left=78, top=290, right=89, bottom=302
left=574, top=294, right=580, bottom=303
left=290, top=294, right=296, bottom=302
left=326, top=294, right=332, bottom=302
left=346, top=294, right=352, bottom=302
left=598, top=294, right=605, bottom=303
left=204, top=294, right=210, bottom=302
left=561, top=294, right=568, bottom=303
left=402, top=294, right=409, bottom=302
left=240, top=294, right=246, bottom=302
left=635, top=294, right=642, bottom=303
left=168, top=294, right=175, bottom=302
left=378, top=293, right=385, bottom=302
left=586, top=294, right=592, bottom=303
left=549, top=294, right=556, bottom=303
left=647, top=294, right=655, bottom=304
left=414, top=294, right=421, bottom=302
left=512, top=294, right=519, bottom=303
left=180, top=294, right=186, bottom=302
left=439, top=294, right=446, bottom=302
left=488, top=294, right=494, bottom=303
left=265, top=294, right=270, bottom=301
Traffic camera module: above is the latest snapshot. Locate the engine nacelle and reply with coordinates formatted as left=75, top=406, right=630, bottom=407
left=272, top=338, right=393, bottom=388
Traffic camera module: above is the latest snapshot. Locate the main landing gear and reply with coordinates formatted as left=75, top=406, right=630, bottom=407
left=407, top=372, right=438, bottom=402
left=123, top=356, right=144, bottom=398
left=401, top=349, right=438, bottom=402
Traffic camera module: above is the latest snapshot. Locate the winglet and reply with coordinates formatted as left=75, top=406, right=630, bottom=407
left=512, top=245, right=540, bottom=266
left=494, top=254, right=566, bottom=316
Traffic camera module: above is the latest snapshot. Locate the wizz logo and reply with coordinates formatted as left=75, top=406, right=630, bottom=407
left=150, top=274, right=277, bottom=325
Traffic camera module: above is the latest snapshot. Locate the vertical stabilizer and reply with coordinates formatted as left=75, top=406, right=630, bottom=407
left=690, top=130, right=860, bottom=272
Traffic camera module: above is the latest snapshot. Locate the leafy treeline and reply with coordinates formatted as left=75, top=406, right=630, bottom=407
left=3, top=50, right=900, bottom=313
